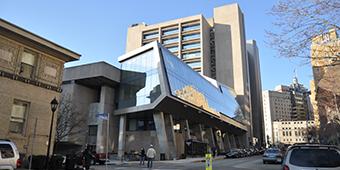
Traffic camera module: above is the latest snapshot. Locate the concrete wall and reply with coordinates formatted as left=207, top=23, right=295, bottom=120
left=61, top=82, right=98, bottom=145
left=125, top=131, right=160, bottom=158
left=201, top=16, right=211, bottom=77
left=213, top=3, right=252, bottom=144
left=246, top=40, right=264, bottom=146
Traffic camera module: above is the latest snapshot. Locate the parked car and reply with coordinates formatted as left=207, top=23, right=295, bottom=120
left=282, top=144, right=340, bottom=170
left=0, top=140, right=21, bottom=170
left=263, top=148, right=283, bottom=164
left=225, top=149, right=241, bottom=158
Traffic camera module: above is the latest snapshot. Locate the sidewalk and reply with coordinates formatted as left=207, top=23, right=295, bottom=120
left=106, top=155, right=225, bottom=165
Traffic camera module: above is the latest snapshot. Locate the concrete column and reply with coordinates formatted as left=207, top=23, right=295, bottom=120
left=215, top=130, right=225, bottom=152
left=229, top=134, right=236, bottom=148
left=153, top=111, right=170, bottom=160
left=180, top=120, right=191, bottom=140
left=164, top=114, right=177, bottom=160
left=117, top=115, right=126, bottom=160
left=223, top=132, right=231, bottom=151
left=205, top=127, right=216, bottom=148
left=184, top=120, right=191, bottom=140
left=96, top=86, right=117, bottom=154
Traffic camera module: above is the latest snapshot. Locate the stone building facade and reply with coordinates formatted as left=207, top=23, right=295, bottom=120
left=0, top=19, right=80, bottom=156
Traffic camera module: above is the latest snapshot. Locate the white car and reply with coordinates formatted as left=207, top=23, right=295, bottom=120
left=0, top=140, right=20, bottom=170
left=282, top=144, right=340, bottom=170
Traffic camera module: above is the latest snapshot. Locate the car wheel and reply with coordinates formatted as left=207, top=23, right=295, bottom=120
left=263, top=160, right=266, bottom=164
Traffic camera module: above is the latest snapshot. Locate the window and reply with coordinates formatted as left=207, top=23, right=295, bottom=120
left=167, top=46, right=178, bottom=53
left=182, top=42, right=200, bottom=50
left=20, top=50, right=36, bottom=79
left=182, top=24, right=200, bottom=31
left=118, top=49, right=162, bottom=108
left=0, top=144, right=14, bottom=158
left=9, top=100, right=29, bottom=134
left=182, top=51, right=201, bottom=59
left=88, top=125, right=98, bottom=136
left=182, top=33, right=200, bottom=41
left=127, top=119, right=155, bottom=131
left=289, top=149, right=340, bottom=167
left=162, top=28, right=178, bottom=36
left=283, top=131, right=285, bottom=136
left=163, top=37, right=178, bottom=45
left=187, top=61, right=201, bottom=68
left=143, top=32, right=158, bottom=40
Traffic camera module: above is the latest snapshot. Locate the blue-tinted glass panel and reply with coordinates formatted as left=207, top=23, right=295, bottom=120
left=163, top=37, right=178, bottom=45
left=182, top=51, right=201, bottom=59
left=118, top=49, right=162, bottom=108
left=161, top=47, right=242, bottom=118
left=182, top=33, right=200, bottom=41
left=182, top=43, right=200, bottom=50
left=182, top=24, right=200, bottom=31
left=167, top=46, right=178, bottom=53
left=162, top=28, right=178, bottom=36
left=187, top=61, right=201, bottom=68
left=143, top=32, right=158, bottom=39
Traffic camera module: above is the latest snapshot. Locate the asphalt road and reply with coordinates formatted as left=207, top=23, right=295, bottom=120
left=93, top=155, right=281, bottom=170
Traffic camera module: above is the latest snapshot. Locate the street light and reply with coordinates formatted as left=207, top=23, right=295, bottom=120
left=45, top=97, right=58, bottom=170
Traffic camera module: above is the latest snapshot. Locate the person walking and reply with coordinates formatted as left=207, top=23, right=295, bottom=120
left=139, top=148, right=146, bottom=166
left=146, top=144, right=156, bottom=168
left=82, top=146, right=95, bottom=170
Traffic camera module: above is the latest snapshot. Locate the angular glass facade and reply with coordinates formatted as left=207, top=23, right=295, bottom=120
left=118, top=49, right=162, bottom=108
left=161, top=46, right=241, bottom=118
left=118, top=42, right=242, bottom=120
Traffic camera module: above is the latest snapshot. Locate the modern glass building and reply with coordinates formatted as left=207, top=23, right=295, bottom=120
left=115, top=42, right=247, bottom=160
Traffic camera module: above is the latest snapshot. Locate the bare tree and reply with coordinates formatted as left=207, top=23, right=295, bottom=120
left=267, top=0, right=340, bottom=63
left=55, top=93, right=87, bottom=144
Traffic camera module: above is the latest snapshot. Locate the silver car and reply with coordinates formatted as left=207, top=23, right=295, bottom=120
left=282, top=144, right=340, bottom=170
left=263, top=148, right=283, bottom=164
left=0, top=140, right=20, bottom=170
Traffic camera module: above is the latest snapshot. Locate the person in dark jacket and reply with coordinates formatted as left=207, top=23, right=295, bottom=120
left=82, top=146, right=94, bottom=170
left=139, top=148, right=146, bottom=166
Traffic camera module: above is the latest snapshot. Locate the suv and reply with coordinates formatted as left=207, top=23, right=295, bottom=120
left=0, top=140, right=20, bottom=170
left=282, top=144, right=340, bottom=170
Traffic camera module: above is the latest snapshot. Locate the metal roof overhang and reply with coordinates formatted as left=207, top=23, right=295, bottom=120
left=156, top=96, right=247, bottom=134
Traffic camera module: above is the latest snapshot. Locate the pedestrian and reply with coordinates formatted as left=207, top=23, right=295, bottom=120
left=82, top=145, right=95, bottom=170
left=212, top=146, right=217, bottom=157
left=146, top=144, right=156, bottom=168
left=139, top=147, right=146, bottom=166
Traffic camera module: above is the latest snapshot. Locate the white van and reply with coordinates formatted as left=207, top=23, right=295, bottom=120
left=0, top=140, right=20, bottom=170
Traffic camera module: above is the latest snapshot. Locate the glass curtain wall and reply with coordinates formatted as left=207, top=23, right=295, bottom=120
left=161, top=46, right=241, bottom=118
left=118, top=49, right=162, bottom=108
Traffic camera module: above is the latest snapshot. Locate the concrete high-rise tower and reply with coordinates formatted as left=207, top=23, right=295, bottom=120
left=125, top=3, right=262, bottom=145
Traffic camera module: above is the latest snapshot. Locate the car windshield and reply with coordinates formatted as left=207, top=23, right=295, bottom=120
left=289, top=148, right=340, bottom=167
left=265, top=149, right=280, bottom=153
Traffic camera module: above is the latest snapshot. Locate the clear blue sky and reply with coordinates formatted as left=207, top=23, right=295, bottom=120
left=1, top=0, right=312, bottom=90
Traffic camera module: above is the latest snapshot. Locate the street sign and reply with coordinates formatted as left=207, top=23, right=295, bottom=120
left=205, top=153, right=212, bottom=170
left=96, top=113, right=108, bottom=120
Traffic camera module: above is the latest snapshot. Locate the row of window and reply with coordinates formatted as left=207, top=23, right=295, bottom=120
left=282, top=130, right=306, bottom=136
left=162, top=33, right=200, bottom=45
left=143, top=24, right=201, bottom=40
left=163, top=43, right=201, bottom=60
left=282, top=138, right=306, bottom=142
left=0, top=46, right=58, bottom=80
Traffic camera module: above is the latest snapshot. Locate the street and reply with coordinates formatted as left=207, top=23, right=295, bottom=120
left=93, top=156, right=281, bottom=170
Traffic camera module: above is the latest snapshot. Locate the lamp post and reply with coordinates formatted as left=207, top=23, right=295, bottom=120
left=45, top=97, right=58, bottom=170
